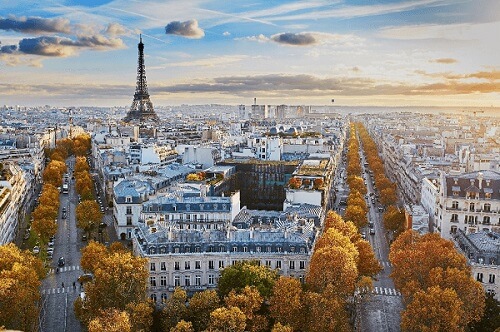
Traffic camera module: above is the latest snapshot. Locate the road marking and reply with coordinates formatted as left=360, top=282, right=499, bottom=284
left=49, top=265, right=81, bottom=274
left=372, top=287, right=402, bottom=297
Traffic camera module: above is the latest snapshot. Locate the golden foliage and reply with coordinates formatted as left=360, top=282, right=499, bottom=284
left=208, top=306, right=246, bottom=332
left=88, top=308, right=131, bottom=332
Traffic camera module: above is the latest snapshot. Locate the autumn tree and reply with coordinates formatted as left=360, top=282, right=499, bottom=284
left=354, top=239, right=382, bottom=277
left=401, top=286, right=463, bottom=332
left=269, top=277, right=304, bottom=331
left=88, top=308, right=131, bottom=332
left=125, top=301, right=154, bottom=332
left=207, top=306, right=246, bottom=332
left=76, top=200, right=102, bottom=238
left=75, top=248, right=149, bottom=326
left=160, top=288, right=188, bottom=331
left=306, top=245, right=358, bottom=297
left=344, top=204, right=368, bottom=229
left=80, top=241, right=108, bottom=272
left=0, top=243, right=45, bottom=332
left=379, top=187, right=397, bottom=206
left=225, top=286, right=266, bottom=332
left=302, top=288, right=351, bottom=332
left=31, top=217, right=57, bottom=244
left=271, top=323, right=293, bottom=332
left=217, top=261, right=278, bottom=299
left=186, top=290, right=220, bottom=332
left=74, top=156, right=90, bottom=174
left=468, top=292, right=500, bottom=332
left=383, top=205, right=406, bottom=236
left=323, top=211, right=361, bottom=243
left=170, top=320, right=194, bottom=332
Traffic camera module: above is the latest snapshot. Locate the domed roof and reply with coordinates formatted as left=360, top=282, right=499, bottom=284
left=269, top=127, right=278, bottom=135
left=287, top=127, right=297, bottom=134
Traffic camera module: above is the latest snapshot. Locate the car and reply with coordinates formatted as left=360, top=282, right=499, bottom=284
left=369, top=228, right=375, bottom=235
left=58, top=257, right=65, bottom=267
left=62, top=212, right=67, bottom=219
left=81, top=234, right=87, bottom=241
left=62, top=207, right=67, bottom=213
left=32, top=246, right=40, bottom=254
left=361, top=232, right=366, bottom=239
left=368, top=222, right=374, bottom=228
left=378, top=206, right=384, bottom=212
left=47, top=252, right=53, bottom=259
left=48, top=241, right=54, bottom=247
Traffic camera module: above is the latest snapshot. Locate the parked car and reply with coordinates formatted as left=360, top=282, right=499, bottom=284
left=81, top=234, right=87, bottom=241
left=369, top=228, right=375, bottom=235
left=33, top=246, right=40, bottom=254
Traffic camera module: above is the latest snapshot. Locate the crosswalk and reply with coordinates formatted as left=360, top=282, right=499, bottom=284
left=380, top=261, right=392, bottom=268
left=41, top=286, right=82, bottom=295
left=48, top=265, right=80, bottom=274
left=373, top=286, right=401, bottom=296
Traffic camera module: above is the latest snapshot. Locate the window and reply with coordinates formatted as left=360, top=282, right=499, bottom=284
left=174, top=276, right=180, bottom=287
left=484, top=203, right=491, bottom=212
left=126, top=196, right=132, bottom=203
left=256, top=246, right=261, bottom=253
left=484, top=216, right=491, bottom=224
left=161, top=262, right=166, bottom=271
left=209, top=260, right=214, bottom=269
left=174, top=262, right=180, bottom=270
left=276, top=261, right=282, bottom=269
left=150, top=263, right=156, bottom=271
left=470, top=203, right=475, bottom=211
left=289, top=261, right=295, bottom=270
left=277, top=247, right=282, bottom=253
left=161, top=293, right=168, bottom=303
left=300, top=261, right=306, bottom=270
left=126, top=216, right=132, bottom=226
left=195, top=261, right=201, bottom=269
left=265, top=260, right=271, bottom=268
left=184, top=276, right=191, bottom=286
left=477, top=273, right=483, bottom=282
left=185, top=261, right=190, bottom=270
left=266, top=246, right=271, bottom=253
left=208, top=274, right=215, bottom=285
left=488, top=274, right=496, bottom=284
left=451, top=201, right=459, bottom=209
left=243, top=246, right=248, bottom=252
left=232, top=246, right=238, bottom=252
left=219, top=261, right=224, bottom=269
left=290, top=246, right=295, bottom=253
left=150, top=293, right=157, bottom=302
left=451, top=214, right=458, bottom=222
left=150, top=276, right=156, bottom=287
left=126, top=206, right=132, bottom=214
left=160, top=276, right=167, bottom=287
left=195, top=275, right=201, bottom=286
left=450, top=226, right=458, bottom=234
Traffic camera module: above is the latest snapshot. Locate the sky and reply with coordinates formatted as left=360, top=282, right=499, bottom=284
left=0, top=0, right=499, bottom=107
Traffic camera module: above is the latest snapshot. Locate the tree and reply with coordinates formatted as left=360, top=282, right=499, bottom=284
left=302, top=288, right=351, bottom=332
left=225, top=286, right=265, bottom=331
left=32, top=204, right=58, bottom=223
left=125, top=301, right=153, bottom=332
left=269, top=277, right=304, bottom=331
left=323, top=211, right=361, bottom=243
left=217, top=261, right=279, bottom=299
left=0, top=244, right=44, bottom=332
left=468, top=292, right=500, bottom=332
left=344, top=204, right=368, bottom=229
left=401, top=286, right=463, bottom=332
left=207, top=307, right=246, bottom=332
left=31, top=217, right=57, bottom=244
left=186, top=290, right=220, bottom=332
left=383, top=205, right=405, bottom=235
left=76, top=250, right=148, bottom=326
left=75, top=156, right=90, bottom=173
left=271, top=323, right=293, bottom=332
left=306, top=246, right=358, bottom=297
left=88, top=309, right=131, bottom=332
left=160, top=288, right=188, bottom=332
left=354, top=239, right=382, bottom=278
left=314, top=228, right=357, bottom=254
left=379, top=187, right=397, bottom=206
left=170, top=320, right=194, bottom=332
left=76, top=200, right=102, bottom=238
left=80, top=241, right=108, bottom=272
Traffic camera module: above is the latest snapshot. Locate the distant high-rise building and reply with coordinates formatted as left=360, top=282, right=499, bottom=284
left=123, top=35, right=159, bottom=123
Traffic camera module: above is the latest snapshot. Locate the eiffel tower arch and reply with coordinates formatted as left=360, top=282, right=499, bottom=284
left=123, top=35, right=160, bottom=123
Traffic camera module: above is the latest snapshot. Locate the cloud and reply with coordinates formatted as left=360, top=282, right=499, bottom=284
left=149, top=72, right=499, bottom=97
left=165, top=19, right=204, bottom=39
left=11, top=35, right=124, bottom=57
left=271, top=32, right=317, bottom=46
left=416, top=69, right=500, bottom=81
left=222, top=31, right=230, bottom=36
left=105, top=22, right=128, bottom=36
left=236, top=34, right=269, bottom=43
left=0, top=16, right=71, bottom=34
left=0, top=43, right=17, bottom=54
left=431, top=58, right=457, bottom=64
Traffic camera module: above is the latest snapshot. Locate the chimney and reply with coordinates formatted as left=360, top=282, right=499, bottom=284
left=477, top=172, right=483, bottom=189
left=254, top=98, right=257, bottom=106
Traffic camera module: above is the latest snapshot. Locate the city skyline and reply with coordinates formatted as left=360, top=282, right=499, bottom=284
left=0, top=0, right=499, bottom=107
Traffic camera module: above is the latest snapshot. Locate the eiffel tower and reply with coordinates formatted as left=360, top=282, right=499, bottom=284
left=123, top=35, right=159, bottom=123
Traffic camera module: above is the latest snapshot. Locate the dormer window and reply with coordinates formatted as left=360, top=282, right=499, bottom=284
left=126, top=196, right=132, bottom=203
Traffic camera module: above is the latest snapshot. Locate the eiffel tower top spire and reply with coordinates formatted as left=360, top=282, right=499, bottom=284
left=123, top=35, right=159, bottom=123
